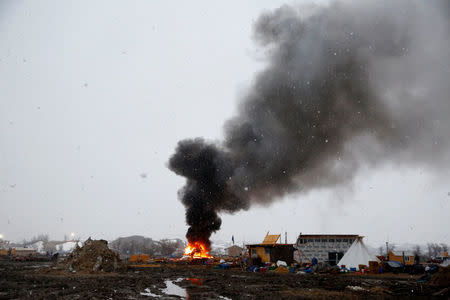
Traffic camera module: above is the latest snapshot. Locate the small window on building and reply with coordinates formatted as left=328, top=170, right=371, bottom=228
left=405, top=256, right=410, bottom=262
left=343, top=239, right=348, bottom=243
left=336, top=239, right=341, bottom=242
left=329, top=239, right=335, bottom=243
left=315, top=239, right=321, bottom=243
left=321, top=239, right=326, bottom=243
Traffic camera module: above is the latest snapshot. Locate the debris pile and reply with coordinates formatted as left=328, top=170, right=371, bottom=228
left=428, top=266, right=450, bottom=287
left=62, top=238, right=124, bottom=272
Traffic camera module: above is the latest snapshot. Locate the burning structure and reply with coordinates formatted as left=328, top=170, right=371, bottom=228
left=183, top=241, right=211, bottom=258
left=169, top=0, right=450, bottom=252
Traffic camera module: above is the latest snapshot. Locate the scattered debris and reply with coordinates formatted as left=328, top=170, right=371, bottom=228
left=140, top=288, right=160, bottom=297
left=2, top=260, right=448, bottom=298
left=432, top=287, right=449, bottom=297
left=346, top=285, right=367, bottom=292
left=274, top=266, right=289, bottom=273
left=276, top=260, right=287, bottom=267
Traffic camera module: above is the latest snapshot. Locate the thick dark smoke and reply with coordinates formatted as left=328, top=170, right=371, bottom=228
left=169, top=0, right=450, bottom=247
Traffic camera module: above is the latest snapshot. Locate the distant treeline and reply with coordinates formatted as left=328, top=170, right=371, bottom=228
left=2, top=234, right=185, bottom=257
left=108, top=235, right=185, bottom=257
left=378, top=242, right=448, bottom=261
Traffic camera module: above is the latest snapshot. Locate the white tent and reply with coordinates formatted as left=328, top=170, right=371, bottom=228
left=338, top=237, right=379, bottom=270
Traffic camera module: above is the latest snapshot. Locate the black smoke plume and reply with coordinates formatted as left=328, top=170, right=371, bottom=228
left=169, top=0, right=450, bottom=247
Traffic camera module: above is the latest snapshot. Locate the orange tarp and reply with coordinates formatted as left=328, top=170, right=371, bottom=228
left=129, top=254, right=150, bottom=263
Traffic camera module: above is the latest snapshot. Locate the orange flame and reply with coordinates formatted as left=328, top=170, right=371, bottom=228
left=184, top=241, right=212, bottom=258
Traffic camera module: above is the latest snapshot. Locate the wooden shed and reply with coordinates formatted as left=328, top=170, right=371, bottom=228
left=246, top=233, right=294, bottom=265
left=388, top=251, right=415, bottom=266
left=11, top=247, right=37, bottom=256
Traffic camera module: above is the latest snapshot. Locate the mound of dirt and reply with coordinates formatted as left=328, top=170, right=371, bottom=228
left=428, top=266, right=450, bottom=287
left=62, top=238, right=124, bottom=272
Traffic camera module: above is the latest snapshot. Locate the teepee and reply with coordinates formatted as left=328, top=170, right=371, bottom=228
left=338, top=237, right=378, bottom=270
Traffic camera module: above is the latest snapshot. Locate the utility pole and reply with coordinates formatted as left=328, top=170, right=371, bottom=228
left=386, top=242, right=389, bottom=260
left=285, top=232, right=287, bottom=244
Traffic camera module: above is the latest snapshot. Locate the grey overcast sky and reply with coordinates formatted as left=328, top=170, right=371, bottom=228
left=0, top=0, right=448, bottom=247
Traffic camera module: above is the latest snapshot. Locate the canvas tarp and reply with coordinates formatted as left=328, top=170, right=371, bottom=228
left=338, top=238, right=379, bottom=270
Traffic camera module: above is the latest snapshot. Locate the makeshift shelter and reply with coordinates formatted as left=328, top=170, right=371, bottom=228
left=226, top=245, right=243, bottom=257
left=246, top=233, right=294, bottom=265
left=389, top=250, right=415, bottom=265
left=296, top=234, right=360, bottom=263
left=11, top=247, right=37, bottom=256
left=338, top=237, right=378, bottom=270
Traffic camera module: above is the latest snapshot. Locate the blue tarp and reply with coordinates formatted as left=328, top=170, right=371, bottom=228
left=218, top=263, right=230, bottom=270
left=387, top=261, right=403, bottom=268
left=249, top=265, right=259, bottom=272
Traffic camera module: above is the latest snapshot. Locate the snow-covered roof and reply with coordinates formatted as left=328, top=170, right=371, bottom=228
left=14, top=247, right=36, bottom=251
left=391, top=250, right=414, bottom=257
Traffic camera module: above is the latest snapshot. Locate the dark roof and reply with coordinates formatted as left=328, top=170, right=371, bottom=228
left=246, top=244, right=294, bottom=248
left=391, top=250, right=414, bottom=257
left=225, top=245, right=243, bottom=250
left=298, top=234, right=360, bottom=238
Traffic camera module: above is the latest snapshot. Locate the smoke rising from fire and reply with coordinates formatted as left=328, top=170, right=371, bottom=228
left=169, top=0, right=450, bottom=247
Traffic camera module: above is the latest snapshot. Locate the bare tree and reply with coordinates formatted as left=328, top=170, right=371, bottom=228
left=388, top=243, right=396, bottom=253
left=43, top=243, right=56, bottom=254
left=0, top=239, right=10, bottom=249
left=413, top=245, right=422, bottom=264
left=433, top=243, right=443, bottom=257
left=109, top=236, right=157, bottom=257
left=34, top=234, right=49, bottom=243
left=427, top=243, right=443, bottom=259
left=160, top=239, right=180, bottom=257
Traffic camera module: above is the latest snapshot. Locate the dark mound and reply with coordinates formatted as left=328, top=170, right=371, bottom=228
left=62, top=238, right=124, bottom=272
left=428, top=266, right=450, bottom=287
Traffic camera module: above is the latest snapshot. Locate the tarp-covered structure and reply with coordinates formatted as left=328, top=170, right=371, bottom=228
left=338, top=237, right=379, bottom=270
